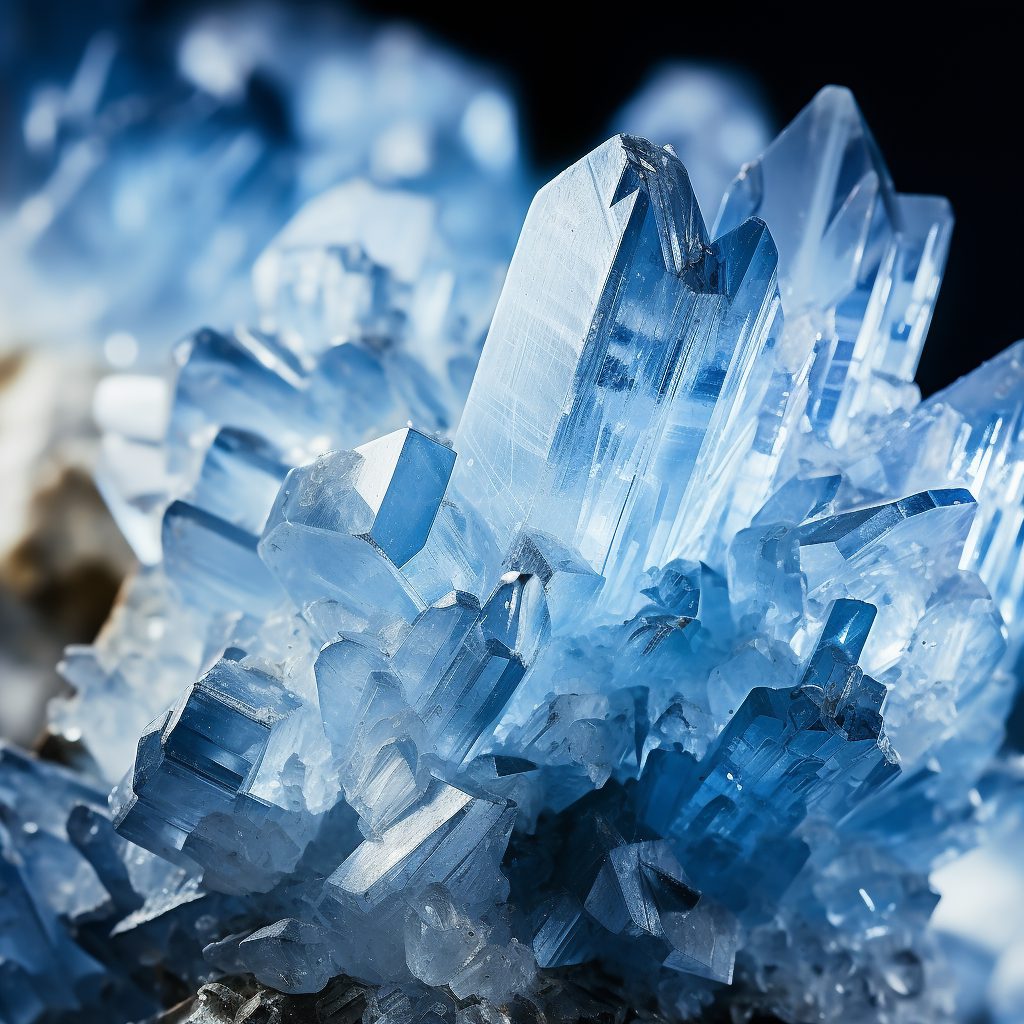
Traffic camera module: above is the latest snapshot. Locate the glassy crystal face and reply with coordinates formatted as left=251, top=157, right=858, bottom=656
left=716, top=85, right=953, bottom=450
left=8, top=78, right=1024, bottom=1024
left=845, top=340, right=1024, bottom=656
left=450, top=134, right=783, bottom=605
left=111, top=658, right=302, bottom=866
left=0, top=743, right=222, bottom=1023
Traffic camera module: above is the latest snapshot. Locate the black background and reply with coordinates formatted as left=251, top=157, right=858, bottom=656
left=346, top=2, right=1021, bottom=399
left=7, top=2, right=1022, bottom=397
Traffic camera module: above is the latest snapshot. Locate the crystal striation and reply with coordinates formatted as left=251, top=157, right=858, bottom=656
left=450, top=133, right=783, bottom=604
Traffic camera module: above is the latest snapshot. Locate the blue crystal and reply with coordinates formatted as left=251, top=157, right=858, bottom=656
left=637, top=599, right=898, bottom=911
left=846, top=341, right=1024, bottom=660
left=163, top=499, right=284, bottom=617
left=448, top=134, right=782, bottom=603
left=1, top=8, right=526, bottom=361
left=112, top=658, right=301, bottom=866
left=12, top=68, right=1024, bottom=1024
left=0, top=743, right=216, bottom=1022
left=348, top=428, right=458, bottom=567
left=796, top=487, right=976, bottom=590
left=325, top=780, right=514, bottom=910
left=258, top=429, right=454, bottom=644
left=507, top=784, right=739, bottom=984
left=393, top=578, right=545, bottom=763
left=716, top=85, right=953, bottom=448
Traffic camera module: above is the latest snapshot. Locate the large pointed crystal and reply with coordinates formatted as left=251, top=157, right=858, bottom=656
left=450, top=134, right=782, bottom=602
left=716, top=85, right=953, bottom=447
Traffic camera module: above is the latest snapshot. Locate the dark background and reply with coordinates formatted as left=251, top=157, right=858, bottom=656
left=6, top=2, right=1020, bottom=397
left=347, top=3, right=1021, bottom=399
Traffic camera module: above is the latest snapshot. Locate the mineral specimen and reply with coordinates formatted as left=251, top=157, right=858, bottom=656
left=0, top=1, right=526, bottom=746
left=4, top=76, right=1024, bottom=1024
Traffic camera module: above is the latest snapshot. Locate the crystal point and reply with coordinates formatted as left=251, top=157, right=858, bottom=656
left=717, top=85, right=953, bottom=446
left=450, top=134, right=782, bottom=604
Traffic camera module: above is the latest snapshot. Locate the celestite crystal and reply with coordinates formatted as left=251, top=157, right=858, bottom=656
left=4, top=75, right=1024, bottom=1024
left=715, top=86, right=953, bottom=450
left=0, top=3, right=528, bottom=752
left=450, top=133, right=783, bottom=604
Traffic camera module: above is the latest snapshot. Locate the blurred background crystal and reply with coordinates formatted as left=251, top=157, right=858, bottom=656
left=610, top=62, right=773, bottom=219
left=0, top=0, right=527, bottom=745
left=0, top=3, right=525, bottom=364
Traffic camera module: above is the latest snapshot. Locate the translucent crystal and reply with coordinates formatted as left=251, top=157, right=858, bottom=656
left=638, top=599, right=898, bottom=910
left=393, top=576, right=548, bottom=763
left=259, top=428, right=454, bottom=641
left=845, top=340, right=1024, bottom=657
left=0, top=743, right=216, bottom=1022
left=796, top=487, right=976, bottom=592
left=326, top=780, right=514, bottom=910
left=112, top=657, right=301, bottom=866
left=1, top=8, right=525, bottom=361
left=253, top=179, right=509, bottom=424
left=450, top=134, right=782, bottom=603
left=716, top=85, right=953, bottom=449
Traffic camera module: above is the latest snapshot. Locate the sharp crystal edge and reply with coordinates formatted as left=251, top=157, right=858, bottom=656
left=845, top=340, right=1024, bottom=658
left=9, top=78, right=1024, bottom=1024
left=610, top=63, right=773, bottom=219
left=449, top=134, right=784, bottom=605
left=110, top=658, right=302, bottom=868
left=715, top=85, right=954, bottom=450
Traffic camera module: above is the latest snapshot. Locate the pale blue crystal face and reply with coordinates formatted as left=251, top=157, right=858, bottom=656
left=845, top=341, right=1024, bottom=658
left=796, top=487, right=977, bottom=591
left=111, top=658, right=301, bottom=867
left=325, top=779, right=514, bottom=910
left=10, top=74, right=1024, bottom=1024
left=716, top=85, right=953, bottom=450
left=257, top=427, right=454, bottom=642
left=450, top=134, right=783, bottom=604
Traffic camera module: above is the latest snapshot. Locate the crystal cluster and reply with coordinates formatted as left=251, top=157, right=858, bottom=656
left=4, top=77, right=1024, bottom=1024
left=0, top=2, right=527, bottom=747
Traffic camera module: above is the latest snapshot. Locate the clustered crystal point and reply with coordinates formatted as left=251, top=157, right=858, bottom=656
left=4, top=80, right=1024, bottom=1024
